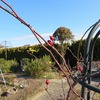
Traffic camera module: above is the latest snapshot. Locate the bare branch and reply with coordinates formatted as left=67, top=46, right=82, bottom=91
left=0, top=1, right=93, bottom=100
left=1, top=0, right=18, bottom=16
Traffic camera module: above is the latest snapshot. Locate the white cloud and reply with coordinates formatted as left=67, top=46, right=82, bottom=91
left=42, top=32, right=53, bottom=37
left=10, top=35, right=34, bottom=41
left=8, top=32, right=88, bottom=47
left=9, top=32, right=53, bottom=41
left=73, top=33, right=87, bottom=40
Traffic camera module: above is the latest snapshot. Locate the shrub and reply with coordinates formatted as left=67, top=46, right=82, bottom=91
left=21, top=58, right=31, bottom=71
left=0, top=58, right=18, bottom=73
left=10, top=60, right=19, bottom=72
left=25, top=55, right=55, bottom=78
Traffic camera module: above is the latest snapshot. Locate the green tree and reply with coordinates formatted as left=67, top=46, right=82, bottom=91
left=53, top=27, right=74, bottom=67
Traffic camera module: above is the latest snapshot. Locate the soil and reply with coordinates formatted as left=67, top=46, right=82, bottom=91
left=0, top=74, right=45, bottom=100
left=30, top=78, right=69, bottom=100
left=0, top=61, right=100, bottom=100
left=31, top=78, right=100, bottom=100
left=0, top=75, right=99, bottom=100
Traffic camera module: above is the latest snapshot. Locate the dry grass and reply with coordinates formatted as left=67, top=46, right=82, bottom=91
left=0, top=73, right=99, bottom=100
left=0, top=77, right=44, bottom=100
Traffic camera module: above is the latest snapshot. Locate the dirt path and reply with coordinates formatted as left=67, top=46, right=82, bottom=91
left=30, top=77, right=100, bottom=100
left=30, top=78, right=69, bottom=100
left=0, top=74, right=99, bottom=100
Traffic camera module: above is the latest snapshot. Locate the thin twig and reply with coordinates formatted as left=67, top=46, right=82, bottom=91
left=0, top=1, right=85, bottom=100
left=44, top=86, right=55, bottom=100
left=59, top=73, right=66, bottom=100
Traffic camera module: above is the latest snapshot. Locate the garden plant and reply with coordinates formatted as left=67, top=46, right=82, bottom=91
left=0, top=0, right=100, bottom=100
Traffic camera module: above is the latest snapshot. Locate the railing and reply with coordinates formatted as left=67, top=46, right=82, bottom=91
left=77, top=20, right=100, bottom=100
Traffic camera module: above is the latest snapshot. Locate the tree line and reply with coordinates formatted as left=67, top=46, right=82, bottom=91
left=0, top=38, right=100, bottom=66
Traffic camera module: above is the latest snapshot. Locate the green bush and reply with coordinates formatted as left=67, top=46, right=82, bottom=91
left=24, top=55, right=55, bottom=78
left=0, top=58, right=18, bottom=73
left=10, top=60, right=19, bottom=72
left=21, top=58, right=31, bottom=71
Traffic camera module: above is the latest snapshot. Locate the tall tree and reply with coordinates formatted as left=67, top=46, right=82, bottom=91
left=53, top=27, right=74, bottom=67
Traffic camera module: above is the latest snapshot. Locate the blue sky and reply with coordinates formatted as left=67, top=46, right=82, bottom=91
left=0, top=0, right=100, bottom=47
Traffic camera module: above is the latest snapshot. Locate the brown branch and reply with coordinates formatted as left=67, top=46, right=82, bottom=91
left=59, top=72, right=66, bottom=99
left=66, top=81, right=77, bottom=100
left=0, top=1, right=85, bottom=99
left=0, top=0, right=74, bottom=82
left=44, top=86, right=55, bottom=100
left=1, top=0, right=18, bottom=17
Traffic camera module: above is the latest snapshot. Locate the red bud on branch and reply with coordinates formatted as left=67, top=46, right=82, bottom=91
left=46, top=79, right=49, bottom=85
left=78, top=66, right=83, bottom=72
left=49, top=36, right=55, bottom=41
left=47, top=40, right=53, bottom=46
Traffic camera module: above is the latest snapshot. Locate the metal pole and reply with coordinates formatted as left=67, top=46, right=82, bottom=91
left=0, top=68, right=7, bottom=88
left=81, top=20, right=100, bottom=100
left=4, top=41, right=7, bottom=60
left=87, top=30, right=100, bottom=100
